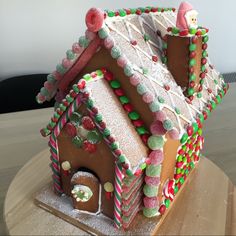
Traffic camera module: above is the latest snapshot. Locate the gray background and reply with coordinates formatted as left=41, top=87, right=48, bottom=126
left=0, top=0, right=235, bottom=80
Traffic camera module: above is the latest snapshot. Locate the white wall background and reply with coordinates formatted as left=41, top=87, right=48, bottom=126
left=0, top=0, right=235, bottom=80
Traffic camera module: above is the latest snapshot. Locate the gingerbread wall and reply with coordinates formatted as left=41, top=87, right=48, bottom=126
left=57, top=105, right=115, bottom=218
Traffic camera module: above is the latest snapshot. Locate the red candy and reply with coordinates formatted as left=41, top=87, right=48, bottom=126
left=187, top=125, right=194, bottom=136
left=190, top=51, right=196, bottom=58
left=65, top=122, right=77, bottom=137
left=114, top=88, right=125, bottom=96
left=81, top=116, right=95, bottom=130
left=152, top=55, right=158, bottom=62
left=104, top=71, right=114, bottom=81
left=83, top=140, right=97, bottom=153
left=132, top=119, right=144, bottom=127
left=123, top=104, right=133, bottom=112
left=141, top=134, right=149, bottom=144
left=159, top=205, right=166, bottom=215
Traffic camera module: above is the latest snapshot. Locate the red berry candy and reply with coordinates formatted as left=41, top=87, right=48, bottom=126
left=132, top=119, right=144, bottom=127
left=164, top=84, right=170, bottom=91
left=159, top=204, right=166, bottom=215
left=104, top=71, right=114, bottom=81
left=201, top=58, right=207, bottom=65
left=152, top=55, right=158, bottom=62
left=131, top=40, right=137, bottom=46
left=114, top=88, right=125, bottom=96
left=78, top=80, right=86, bottom=89
left=192, top=36, right=198, bottom=44
left=123, top=104, right=133, bottom=112
left=65, top=122, right=77, bottom=137
left=141, top=134, right=149, bottom=144
left=99, top=121, right=106, bottom=129
left=187, top=125, right=194, bottom=136
left=134, top=169, right=142, bottom=176
left=82, top=116, right=95, bottom=130
left=202, top=43, right=208, bottom=50
left=83, top=140, right=97, bottom=153
left=189, top=81, right=195, bottom=88
left=190, top=51, right=196, bottom=58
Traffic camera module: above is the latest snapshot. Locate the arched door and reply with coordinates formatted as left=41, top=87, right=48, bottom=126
left=71, top=171, right=100, bottom=214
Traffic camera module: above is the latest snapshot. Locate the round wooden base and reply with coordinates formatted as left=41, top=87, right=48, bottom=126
left=4, top=149, right=236, bottom=235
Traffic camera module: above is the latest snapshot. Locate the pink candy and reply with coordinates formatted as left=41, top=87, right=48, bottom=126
left=145, top=176, right=160, bottom=186
left=62, top=58, right=73, bottom=68
left=117, top=56, right=127, bottom=68
left=143, top=196, right=159, bottom=208
left=129, top=74, right=140, bottom=86
left=85, top=30, right=96, bottom=41
left=72, top=43, right=82, bottom=54
left=150, top=120, right=167, bottom=135
left=44, top=81, right=55, bottom=92
left=168, top=128, right=180, bottom=140
left=86, top=8, right=104, bottom=32
left=149, top=150, right=164, bottom=165
left=52, top=71, right=62, bottom=81
left=142, top=92, right=154, bottom=103
left=104, top=37, right=114, bottom=49
left=37, top=93, right=46, bottom=103
left=154, top=110, right=166, bottom=122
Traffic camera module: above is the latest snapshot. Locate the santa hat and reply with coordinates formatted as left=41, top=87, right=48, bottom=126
left=176, top=2, right=194, bottom=30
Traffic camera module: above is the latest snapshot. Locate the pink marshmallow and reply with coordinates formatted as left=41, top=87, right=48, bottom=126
left=117, top=56, right=127, bottom=68
left=153, top=110, right=167, bottom=122
left=72, top=43, right=82, bottom=54
left=142, top=92, right=154, bottom=103
left=104, top=37, right=114, bottom=49
left=143, top=196, right=159, bottom=208
left=44, top=81, right=55, bottom=92
left=85, top=30, right=96, bottom=41
left=145, top=176, right=160, bottom=186
left=148, top=150, right=164, bottom=165
left=62, top=58, right=73, bottom=68
left=150, top=120, right=167, bottom=135
left=86, top=8, right=104, bottom=32
left=168, top=128, right=180, bottom=140
left=129, top=74, right=140, bottom=86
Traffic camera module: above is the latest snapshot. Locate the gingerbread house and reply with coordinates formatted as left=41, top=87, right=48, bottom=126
left=36, top=2, right=229, bottom=230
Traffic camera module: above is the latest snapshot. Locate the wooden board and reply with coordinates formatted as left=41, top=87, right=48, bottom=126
left=3, top=149, right=236, bottom=235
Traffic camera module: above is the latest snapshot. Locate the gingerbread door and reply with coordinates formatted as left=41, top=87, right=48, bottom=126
left=71, top=171, right=100, bottom=214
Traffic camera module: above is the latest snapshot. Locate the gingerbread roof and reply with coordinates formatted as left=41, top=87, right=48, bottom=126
left=43, top=70, right=148, bottom=172
left=37, top=6, right=228, bottom=141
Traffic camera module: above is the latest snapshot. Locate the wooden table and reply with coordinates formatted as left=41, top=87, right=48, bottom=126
left=3, top=149, right=236, bottom=235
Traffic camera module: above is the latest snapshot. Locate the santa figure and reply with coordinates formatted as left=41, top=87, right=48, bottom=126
left=176, top=2, right=198, bottom=30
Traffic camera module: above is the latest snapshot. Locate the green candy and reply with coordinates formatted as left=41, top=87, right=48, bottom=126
left=146, top=164, right=161, bottom=177
left=162, top=56, right=167, bottom=64
left=78, top=36, right=89, bottom=48
left=190, top=162, right=195, bottom=169
left=126, top=169, right=133, bottom=176
left=163, top=42, right=167, bottom=49
left=179, top=177, right=185, bottom=185
left=66, top=95, right=73, bottom=103
left=201, top=65, right=206, bottom=72
left=163, top=119, right=173, bottom=131
left=144, top=34, right=150, bottom=42
left=40, top=87, right=49, bottom=97
left=59, top=104, right=66, bottom=111
left=130, top=8, right=136, bottom=14
left=214, top=79, right=218, bottom=85
left=211, top=101, right=216, bottom=109
left=86, top=98, right=94, bottom=108
left=140, top=163, right=147, bottom=170
left=192, top=122, right=198, bottom=133
left=98, top=28, right=109, bottom=39
left=216, top=95, right=221, bottom=103
left=124, top=64, right=133, bottom=77
left=198, top=129, right=203, bottom=135
left=137, top=84, right=148, bottom=95
left=189, top=59, right=196, bottom=66
left=87, top=130, right=101, bottom=144
left=96, top=70, right=103, bottom=76
left=47, top=74, right=56, bottom=83
left=136, top=127, right=148, bottom=135
left=158, top=96, right=165, bottom=103
left=200, top=79, right=204, bottom=85
left=177, top=155, right=183, bottom=162
left=95, top=114, right=103, bottom=122
left=165, top=198, right=170, bottom=208
left=202, top=51, right=208, bottom=58
left=66, top=49, right=76, bottom=60
left=203, top=35, right=209, bottom=43
left=118, top=154, right=126, bottom=163
left=70, top=112, right=82, bottom=123
left=83, top=74, right=91, bottom=81
left=110, top=80, right=121, bottom=89
left=147, top=135, right=164, bottom=150
left=185, top=169, right=189, bottom=175
left=183, top=156, right=187, bottom=163
left=72, top=84, right=79, bottom=93
left=175, top=107, right=181, bottom=115
left=189, top=43, right=197, bottom=52
left=174, top=185, right=179, bottom=194
left=143, top=207, right=158, bottom=218
left=142, top=68, right=148, bottom=75
left=149, top=100, right=160, bottom=112
left=107, top=11, right=115, bottom=17
left=111, top=46, right=121, bottom=59
left=128, top=111, right=140, bottom=120
left=143, top=185, right=158, bottom=197
left=172, top=27, right=180, bottom=34
left=119, top=9, right=126, bottom=17
left=176, top=168, right=181, bottom=174
left=180, top=133, right=188, bottom=144
left=49, top=120, right=56, bottom=128
left=56, top=64, right=67, bottom=74
left=189, top=73, right=196, bottom=81
left=72, top=136, right=83, bottom=148
left=197, top=92, right=202, bottom=98
left=103, top=128, right=110, bottom=136
left=54, top=112, right=60, bottom=119
left=111, top=142, right=119, bottom=150
left=189, top=28, right=197, bottom=34
left=119, top=96, right=129, bottom=104
left=188, top=87, right=194, bottom=96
